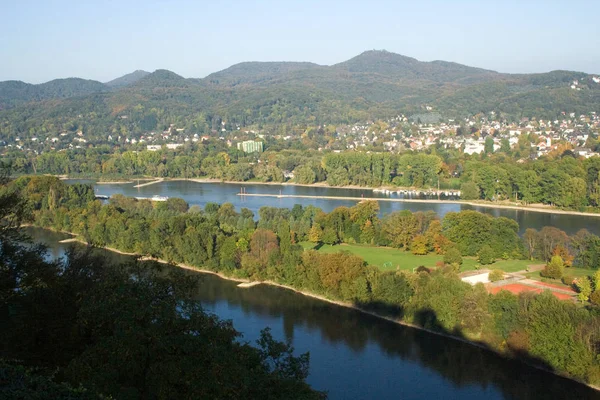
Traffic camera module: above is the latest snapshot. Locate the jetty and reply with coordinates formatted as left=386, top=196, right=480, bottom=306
left=134, top=195, right=168, bottom=202
left=236, top=193, right=462, bottom=204
left=133, top=178, right=164, bottom=188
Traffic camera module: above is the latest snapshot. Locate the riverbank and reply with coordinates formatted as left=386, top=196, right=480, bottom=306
left=85, top=175, right=600, bottom=218
left=235, top=192, right=600, bottom=218
left=38, top=225, right=599, bottom=392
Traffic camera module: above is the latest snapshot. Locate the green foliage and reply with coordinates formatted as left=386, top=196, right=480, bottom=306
left=11, top=175, right=600, bottom=388
left=574, top=277, right=592, bottom=302
left=489, top=270, right=504, bottom=282
left=460, top=181, right=479, bottom=200
left=541, top=256, right=565, bottom=280
left=443, top=247, right=463, bottom=266
left=478, top=245, right=495, bottom=265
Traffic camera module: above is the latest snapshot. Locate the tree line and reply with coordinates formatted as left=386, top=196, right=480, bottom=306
left=5, top=143, right=600, bottom=211
left=0, top=172, right=325, bottom=399
left=12, top=175, right=600, bottom=387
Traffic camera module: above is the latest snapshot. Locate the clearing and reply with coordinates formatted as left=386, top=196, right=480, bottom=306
left=300, top=242, right=532, bottom=272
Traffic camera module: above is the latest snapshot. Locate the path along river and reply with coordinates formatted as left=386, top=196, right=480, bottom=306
left=79, top=179, right=600, bottom=235
left=25, top=226, right=600, bottom=400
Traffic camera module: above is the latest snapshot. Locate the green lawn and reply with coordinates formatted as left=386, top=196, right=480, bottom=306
left=525, top=267, right=594, bottom=287
left=299, top=242, right=532, bottom=272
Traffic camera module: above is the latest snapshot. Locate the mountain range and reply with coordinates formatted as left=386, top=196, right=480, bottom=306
left=1, top=50, right=599, bottom=140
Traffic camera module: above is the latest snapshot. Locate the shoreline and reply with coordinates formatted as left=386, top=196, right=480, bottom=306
left=93, top=176, right=600, bottom=218
left=35, top=225, right=599, bottom=393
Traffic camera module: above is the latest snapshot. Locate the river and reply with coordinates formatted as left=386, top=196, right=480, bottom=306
left=26, top=226, right=600, bottom=400
left=69, top=179, right=600, bottom=236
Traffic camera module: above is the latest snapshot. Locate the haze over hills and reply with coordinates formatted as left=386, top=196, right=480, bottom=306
left=0, top=50, right=598, bottom=140
left=105, top=70, right=150, bottom=88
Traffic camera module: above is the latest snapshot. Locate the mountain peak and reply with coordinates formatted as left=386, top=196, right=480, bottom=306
left=105, top=70, right=150, bottom=88
left=134, top=69, right=187, bottom=87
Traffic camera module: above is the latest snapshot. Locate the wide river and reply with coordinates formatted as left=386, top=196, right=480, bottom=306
left=79, top=179, right=600, bottom=235
left=27, top=226, right=600, bottom=400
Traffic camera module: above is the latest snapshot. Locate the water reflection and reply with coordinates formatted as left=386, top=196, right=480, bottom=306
left=83, top=180, right=600, bottom=235
left=28, top=226, right=600, bottom=400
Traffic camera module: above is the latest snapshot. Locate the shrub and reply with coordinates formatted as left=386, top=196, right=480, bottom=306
left=478, top=245, right=495, bottom=265
left=415, top=265, right=431, bottom=274
left=444, top=247, right=463, bottom=266
left=489, top=270, right=505, bottom=282
left=590, top=290, right=600, bottom=305
left=541, top=255, right=564, bottom=280
left=561, top=275, right=575, bottom=286
left=574, top=277, right=592, bottom=302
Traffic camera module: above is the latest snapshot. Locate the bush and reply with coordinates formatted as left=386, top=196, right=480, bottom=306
left=590, top=290, right=600, bottom=305
left=541, top=255, right=564, bottom=280
left=489, top=269, right=505, bottom=282
left=415, top=265, right=431, bottom=274
left=444, top=247, right=463, bottom=266
left=478, top=245, right=495, bottom=265
left=561, top=275, right=575, bottom=286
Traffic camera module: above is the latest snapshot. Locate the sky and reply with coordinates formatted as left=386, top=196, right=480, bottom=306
left=1, top=0, right=599, bottom=83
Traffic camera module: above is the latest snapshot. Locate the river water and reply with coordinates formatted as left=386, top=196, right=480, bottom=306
left=75, top=180, right=600, bottom=235
left=26, top=226, right=600, bottom=400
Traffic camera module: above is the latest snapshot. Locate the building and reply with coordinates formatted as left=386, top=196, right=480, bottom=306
left=237, top=140, right=263, bottom=153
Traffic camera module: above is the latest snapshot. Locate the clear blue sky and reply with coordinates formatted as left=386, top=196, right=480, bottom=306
left=2, top=0, right=599, bottom=83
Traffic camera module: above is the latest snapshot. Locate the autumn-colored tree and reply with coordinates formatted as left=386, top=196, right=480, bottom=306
left=308, top=224, right=322, bottom=243
left=552, top=245, right=573, bottom=267
left=411, top=235, right=429, bottom=255
left=382, top=210, right=418, bottom=249
left=250, top=228, right=279, bottom=266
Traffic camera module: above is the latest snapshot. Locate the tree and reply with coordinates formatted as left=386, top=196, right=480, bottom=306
left=523, top=228, right=538, bottom=260
left=382, top=210, right=418, bottom=249
left=478, top=245, right=495, bottom=265
left=484, top=136, right=494, bottom=154
left=460, top=181, right=479, bottom=200
left=541, top=255, right=564, bottom=279
left=308, top=224, right=322, bottom=243
left=574, top=277, right=592, bottom=303
left=411, top=235, right=429, bottom=255
left=250, top=228, right=279, bottom=266
left=444, top=247, right=463, bottom=266
left=552, top=245, right=573, bottom=267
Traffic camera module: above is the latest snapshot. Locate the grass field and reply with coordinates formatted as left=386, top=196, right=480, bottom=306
left=300, top=242, right=532, bottom=272
left=525, top=268, right=595, bottom=287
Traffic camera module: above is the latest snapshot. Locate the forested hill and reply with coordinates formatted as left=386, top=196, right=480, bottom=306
left=1, top=50, right=599, bottom=139
left=104, top=69, right=150, bottom=88
left=0, top=78, right=108, bottom=109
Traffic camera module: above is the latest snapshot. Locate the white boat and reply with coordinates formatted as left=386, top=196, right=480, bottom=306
left=152, top=195, right=169, bottom=201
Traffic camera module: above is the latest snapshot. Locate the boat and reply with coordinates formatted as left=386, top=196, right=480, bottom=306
left=151, top=195, right=169, bottom=201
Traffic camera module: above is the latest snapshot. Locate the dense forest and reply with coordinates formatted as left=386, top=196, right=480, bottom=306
left=11, top=175, right=600, bottom=388
left=0, top=172, right=325, bottom=399
left=1, top=51, right=599, bottom=142
left=5, top=140, right=600, bottom=211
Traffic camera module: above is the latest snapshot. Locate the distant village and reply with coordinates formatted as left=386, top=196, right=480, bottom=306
left=3, top=107, right=600, bottom=160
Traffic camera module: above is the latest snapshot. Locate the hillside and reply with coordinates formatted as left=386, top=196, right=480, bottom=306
left=0, top=50, right=599, bottom=141
left=0, top=78, right=108, bottom=109
left=105, top=70, right=150, bottom=88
